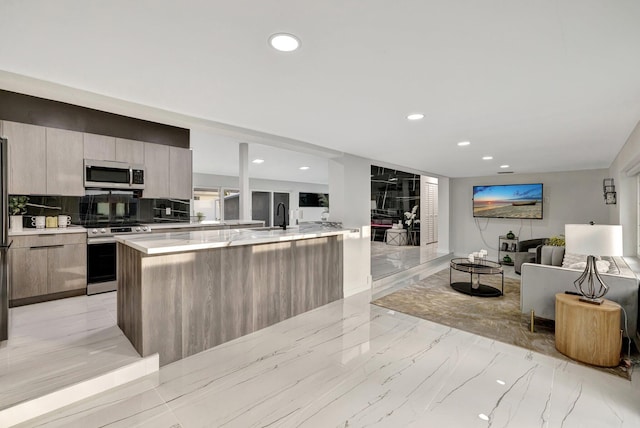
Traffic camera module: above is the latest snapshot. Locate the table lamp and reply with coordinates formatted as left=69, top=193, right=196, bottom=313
left=565, top=224, right=623, bottom=304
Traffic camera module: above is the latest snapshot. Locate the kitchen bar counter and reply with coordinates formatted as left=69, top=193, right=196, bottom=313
left=116, top=223, right=354, bottom=255
left=116, top=222, right=347, bottom=366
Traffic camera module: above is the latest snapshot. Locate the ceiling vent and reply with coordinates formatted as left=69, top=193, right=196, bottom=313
left=497, top=171, right=514, bottom=174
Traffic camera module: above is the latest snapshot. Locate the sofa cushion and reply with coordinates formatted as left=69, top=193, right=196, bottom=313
left=540, top=245, right=565, bottom=266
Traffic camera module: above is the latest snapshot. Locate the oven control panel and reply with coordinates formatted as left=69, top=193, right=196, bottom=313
left=88, top=225, right=151, bottom=236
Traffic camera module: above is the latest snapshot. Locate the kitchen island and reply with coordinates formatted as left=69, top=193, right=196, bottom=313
left=115, top=223, right=352, bottom=365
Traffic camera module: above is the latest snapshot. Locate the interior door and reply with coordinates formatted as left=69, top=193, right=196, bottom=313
left=252, top=191, right=271, bottom=226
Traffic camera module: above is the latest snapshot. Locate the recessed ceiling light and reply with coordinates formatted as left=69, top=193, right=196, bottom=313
left=407, top=113, right=425, bottom=121
left=500, top=164, right=510, bottom=168
left=299, top=166, right=310, bottom=170
left=269, top=33, right=300, bottom=52
left=252, top=159, right=265, bottom=164
left=478, top=414, right=489, bottom=421
left=482, top=156, right=493, bottom=160
left=457, top=141, right=471, bottom=146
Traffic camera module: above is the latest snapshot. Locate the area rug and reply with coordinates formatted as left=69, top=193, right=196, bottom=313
left=371, top=268, right=634, bottom=380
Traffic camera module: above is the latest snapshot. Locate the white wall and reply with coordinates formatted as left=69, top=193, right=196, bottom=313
left=193, top=172, right=329, bottom=222
left=450, top=169, right=610, bottom=259
left=437, top=176, right=450, bottom=253
left=608, top=119, right=640, bottom=255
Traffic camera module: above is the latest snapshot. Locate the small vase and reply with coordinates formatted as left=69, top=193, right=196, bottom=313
left=506, top=231, right=515, bottom=239
left=10, top=215, right=23, bottom=232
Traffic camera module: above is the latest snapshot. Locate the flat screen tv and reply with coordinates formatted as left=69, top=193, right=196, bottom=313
left=299, top=192, right=329, bottom=208
left=473, top=183, right=543, bottom=219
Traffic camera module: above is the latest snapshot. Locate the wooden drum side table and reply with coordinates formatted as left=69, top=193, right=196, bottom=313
left=555, top=293, right=622, bottom=367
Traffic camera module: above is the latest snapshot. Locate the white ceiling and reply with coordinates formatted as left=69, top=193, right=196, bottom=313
left=190, top=130, right=330, bottom=184
left=1, top=1, right=640, bottom=179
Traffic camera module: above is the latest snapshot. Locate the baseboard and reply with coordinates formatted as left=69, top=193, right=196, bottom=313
left=9, top=288, right=86, bottom=307
left=0, top=353, right=159, bottom=426
left=344, top=284, right=370, bottom=298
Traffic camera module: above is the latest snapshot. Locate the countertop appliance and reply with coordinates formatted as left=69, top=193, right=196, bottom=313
left=86, top=223, right=152, bottom=295
left=84, top=159, right=145, bottom=190
left=1, top=138, right=10, bottom=341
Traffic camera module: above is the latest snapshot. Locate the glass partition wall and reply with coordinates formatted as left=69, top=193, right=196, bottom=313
left=371, top=165, right=420, bottom=243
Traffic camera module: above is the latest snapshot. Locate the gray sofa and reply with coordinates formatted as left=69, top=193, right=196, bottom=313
left=513, top=238, right=547, bottom=274
left=520, top=248, right=639, bottom=345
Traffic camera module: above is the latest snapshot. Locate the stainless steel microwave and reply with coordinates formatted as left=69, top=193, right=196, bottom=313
left=84, top=159, right=145, bottom=190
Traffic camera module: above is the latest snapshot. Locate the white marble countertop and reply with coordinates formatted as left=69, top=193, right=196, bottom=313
left=9, top=226, right=87, bottom=237
left=116, top=223, right=356, bottom=255
left=142, top=220, right=263, bottom=230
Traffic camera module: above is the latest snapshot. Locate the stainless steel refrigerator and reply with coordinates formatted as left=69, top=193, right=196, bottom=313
left=1, top=137, right=9, bottom=341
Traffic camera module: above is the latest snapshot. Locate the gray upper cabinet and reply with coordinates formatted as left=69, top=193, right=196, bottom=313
left=115, top=138, right=145, bottom=164
left=169, top=147, right=193, bottom=200
left=144, top=142, right=170, bottom=198
left=46, top=128, right=84, bottom=196
left=3, top=119, right=187, bottom=198
left=84, top=133, right=116, bottom=160
left=3, top=121, right=47, bottom=195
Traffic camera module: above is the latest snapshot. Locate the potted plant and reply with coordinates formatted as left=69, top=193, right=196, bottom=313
left=9, top=195, right=29, bottom=231
left=404, top=204, right=420, bottom=245
left=546, top=235, right=565, bottom=246
left=196, top=212, right=205, bottom=222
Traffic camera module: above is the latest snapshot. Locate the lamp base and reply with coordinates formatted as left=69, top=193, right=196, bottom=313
left=579, top=296, right=604, bottom=305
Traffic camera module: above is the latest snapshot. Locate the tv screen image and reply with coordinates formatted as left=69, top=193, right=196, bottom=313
left=473, top=183, right=543, bottom=219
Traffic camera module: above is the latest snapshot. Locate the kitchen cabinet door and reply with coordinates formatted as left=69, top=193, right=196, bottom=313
left=116, top=138, right=145, bottom=164
left=47, top=243, right=87, bottom=294
left=10, top=247, right=48, bottom=300
left=3, top=121, right=47, bottom=195
left=46, top=128, right=84, bottom=196
left=169, top=147, right=193, bottom=200
left=84, top=133, right=116, bottom=161
left=144, top=142, right=170, bottom=198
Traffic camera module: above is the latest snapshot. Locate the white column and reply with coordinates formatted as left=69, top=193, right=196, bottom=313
left=239, top=142, right=251, bottom=220
left=329, top=154, right=371, bottom=296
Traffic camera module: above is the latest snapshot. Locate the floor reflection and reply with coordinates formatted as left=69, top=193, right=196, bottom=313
left=371, top=242, right=446, bottom=281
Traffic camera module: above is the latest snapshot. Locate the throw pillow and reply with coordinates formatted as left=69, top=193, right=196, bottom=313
left=567, top=261, right=587, bottom=270
left=566, top=260, right=610, bottom=273
left=562, top=252, right=601, bottom=268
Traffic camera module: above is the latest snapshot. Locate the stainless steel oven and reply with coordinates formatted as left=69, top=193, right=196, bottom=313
left=87, top=236, right=117, bottom=295
left=86, top=225, right=151, bottom=295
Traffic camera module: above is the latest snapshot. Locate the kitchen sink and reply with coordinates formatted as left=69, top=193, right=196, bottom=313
left=249, top=226, right=300, bottom=232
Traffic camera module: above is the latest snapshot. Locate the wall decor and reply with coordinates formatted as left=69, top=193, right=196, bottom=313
left=603, top=178, right=616, bottom=205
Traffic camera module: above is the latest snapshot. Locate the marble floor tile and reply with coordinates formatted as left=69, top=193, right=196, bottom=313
left=371, top=242, right=448, bottom=281
left=0, top=293, right=143, bottom=412
left=10, top=274, right=640, bottom=427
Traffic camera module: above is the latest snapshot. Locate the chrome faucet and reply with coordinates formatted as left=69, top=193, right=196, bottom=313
left=276, top=202, right=287, bottom=230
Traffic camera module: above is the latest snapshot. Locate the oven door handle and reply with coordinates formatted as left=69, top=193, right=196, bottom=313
left=87, top=237, right=117, bottom=244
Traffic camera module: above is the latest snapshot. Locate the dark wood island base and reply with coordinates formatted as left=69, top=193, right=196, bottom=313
left=117, top=236, right=343, bottom=366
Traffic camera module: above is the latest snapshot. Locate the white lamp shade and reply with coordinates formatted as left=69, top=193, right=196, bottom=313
left=565, top=224, right=623, bottom=256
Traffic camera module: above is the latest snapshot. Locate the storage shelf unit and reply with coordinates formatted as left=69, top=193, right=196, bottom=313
left=498, top=235, right=519, bottom=265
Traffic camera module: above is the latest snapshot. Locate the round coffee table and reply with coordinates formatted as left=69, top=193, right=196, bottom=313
left=449, top=258, right=504, bottom=297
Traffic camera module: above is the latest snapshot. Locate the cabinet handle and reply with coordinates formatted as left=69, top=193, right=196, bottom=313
left=30, top=245, right=65, bottom=249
